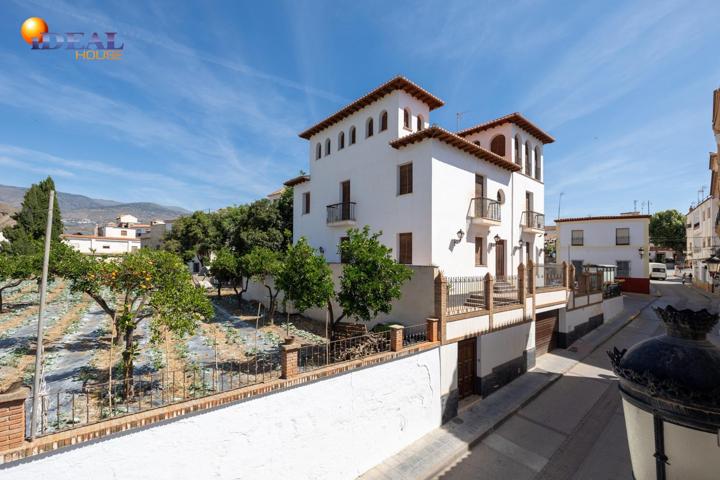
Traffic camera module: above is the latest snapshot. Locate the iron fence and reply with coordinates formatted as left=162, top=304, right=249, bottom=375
left=494, top=275, right=522, bottom=306
left=297, top=330, right=391, bottom=373
left=402, top=323, right=428, bottom=346
left=446, top=276, right=486, bottom=315
left=469, top=197, right=501, bottom=222
left=521, top=210, right=545, bottom=230
left=326, top=202, right=356, bottom=224
left=27, top=351, right=281, bottom=438
left=534, top=263, right=564, bottom=290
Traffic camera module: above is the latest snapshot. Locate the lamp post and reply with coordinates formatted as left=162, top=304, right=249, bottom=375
left=608, top=306, right=720, bottom=480
left=707, top=254, right=720, bottom=293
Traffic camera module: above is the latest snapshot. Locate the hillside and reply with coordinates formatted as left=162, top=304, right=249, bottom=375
left=0, top=184, right=189, bottom=233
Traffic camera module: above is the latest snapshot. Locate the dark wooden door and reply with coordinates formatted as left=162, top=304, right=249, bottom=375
left=495, top=239, right=506, bottom=279
left=535, top=310, right=559, bottom=356
left=341, top=180, right=350, bottom=219
left=457, top=338, right=477, bottom=399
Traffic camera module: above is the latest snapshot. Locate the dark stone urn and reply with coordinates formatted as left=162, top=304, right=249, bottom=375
left=608, top=305, right=720, bottom=480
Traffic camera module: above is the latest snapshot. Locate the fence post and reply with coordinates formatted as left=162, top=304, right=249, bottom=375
left=0, top=385, right=29, bottom=452
left=484, top=273, right=494, bottom=312
left=562, top=261, right=569, bottom=288
left=280, top=339, right=300, bottom=379
left=389, top=325, right=404, bottom=352
left=596, top=271, right=603, bottom=292
left=435, top=270, right=447, bottom=343
left=527, top=259, right=535, bottom=294
left=426, top=318, right=439, bottom=343
left=569, top=264, right=576, bottom=291
left=518, top=263, right=526, bottom=302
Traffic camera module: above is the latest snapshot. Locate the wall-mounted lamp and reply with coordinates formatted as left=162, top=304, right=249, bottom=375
left=493, top=234, right=501, bottom=244
left=707, top=254, right=720, bottom=277
left=456, top=229, right=465, bottom=241
left=519, top=239, right=524, bottom=247
left=319, top=246, right=325, bottom=254
left=638, top=247, right=645, bottom=258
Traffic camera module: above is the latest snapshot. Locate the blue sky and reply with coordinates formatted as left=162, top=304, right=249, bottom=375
left=1, top=0, right=719, bottom=221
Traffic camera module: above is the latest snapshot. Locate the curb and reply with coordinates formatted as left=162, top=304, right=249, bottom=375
left=425, top=295, right=659, bottom=480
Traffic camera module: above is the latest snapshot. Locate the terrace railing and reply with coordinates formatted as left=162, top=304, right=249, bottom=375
left=521, top=210, right=545, bottom=230
left=326, top=202, right=356, bottom=224
left=297, top=330, right=391, bottom=373
left=535, top=263, right=564, bottom=290
left=494, top=275, right=523, bottom=306
left=446, top=275, right=486, bottom=315
left=469, top=197, right=501, bottom=222
left=402, top=323, right=428, bottom=347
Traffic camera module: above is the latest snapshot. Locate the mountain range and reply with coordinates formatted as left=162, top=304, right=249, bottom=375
left=0, top=184, right=189, bottom=234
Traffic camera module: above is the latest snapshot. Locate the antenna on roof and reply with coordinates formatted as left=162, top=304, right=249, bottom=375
left=456, top=111, right=469, bottom=131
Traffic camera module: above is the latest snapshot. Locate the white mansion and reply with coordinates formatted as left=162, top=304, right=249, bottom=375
left=287, top=76, right=553, bottom=277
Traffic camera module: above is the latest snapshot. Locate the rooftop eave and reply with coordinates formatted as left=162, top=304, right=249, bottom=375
left=283, top=174, right=311, bottom=187
left=389, top=126, right=521, bottom=172
left=456, top=112, right=555, bottom=144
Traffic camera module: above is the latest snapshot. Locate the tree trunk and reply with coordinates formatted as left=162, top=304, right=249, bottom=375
left=217, top=284, right=222, bottom=298
left=233, top=278, right=248, bottom=307
left=326, top=301, right=345, bottom=337
left=122, top=326, right=135, bottom=397
left=265, top=285, right=277, bottom=325
left=0, top=281, right=22, bottom=313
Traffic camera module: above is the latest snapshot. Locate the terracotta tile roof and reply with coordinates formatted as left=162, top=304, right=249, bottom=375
left=298, top=76, right=444, bottom=140
left=456, top=112, right=555, bottom=144
left=61, top=234, right=141, bottom=241
left=283, top=174, right=311, bottom=187
left=389, top=126, right=521, bottom=172
left=555, top=215, right=651, bottom=223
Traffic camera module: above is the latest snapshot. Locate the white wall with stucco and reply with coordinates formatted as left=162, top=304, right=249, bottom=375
left=478, top=320, right=533, bottom=377
left=2, top=348, right=442, bottom=480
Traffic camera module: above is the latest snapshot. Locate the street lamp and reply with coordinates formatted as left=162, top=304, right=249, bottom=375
left=493, top=234, right=501, bottom=244
left=638, top=247, right=645, bottom=258
left=706, top=254, right=720, bottom=276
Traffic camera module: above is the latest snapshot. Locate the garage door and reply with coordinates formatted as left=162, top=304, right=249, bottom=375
left=535, top=310, right=559, bottom=356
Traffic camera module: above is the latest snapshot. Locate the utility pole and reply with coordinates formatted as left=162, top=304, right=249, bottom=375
left=30, top=190, right=54, bottom=440
left=633, top=200, right=637, bottom=212
left=647, top=201, right=652, bottom=215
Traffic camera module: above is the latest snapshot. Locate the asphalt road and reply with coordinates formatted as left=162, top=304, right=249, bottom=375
left=438, top=278, right=718, bottom=480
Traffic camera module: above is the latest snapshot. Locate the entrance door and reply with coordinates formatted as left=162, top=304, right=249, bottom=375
left=495, top=239, right=506, bottom=279
left=535, top=310, right=559, bottom=356
left=457, top=338, right=476, bottom=399
left=340, top=180, right=350, bottom=219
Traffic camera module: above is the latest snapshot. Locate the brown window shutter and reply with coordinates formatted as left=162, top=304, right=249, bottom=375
left=399, top=233, right=412, bottom=264
left=475, top=237, right=483, bottom=266
left=399, top=163, right=413, bottom=195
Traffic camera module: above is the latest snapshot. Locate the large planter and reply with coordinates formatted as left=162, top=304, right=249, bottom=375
left=608, top=306, right=720, bottom=480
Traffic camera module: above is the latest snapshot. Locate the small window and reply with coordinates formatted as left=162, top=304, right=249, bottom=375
left=534, top=147, right=541, bottom=180
left=120, top=230, right=127, bottom=236
left=398, top=233, right=412, bottom=264
left=398, top=163, right=413, bottom=195
left=514, top=136, right=521, bottom=165
left=475, top=237, right=484, bottom=266
left=380, top=111, right=388, bottom=132
left=496, top=189, right=506, bottom=205
left=102, top=245, right=110, bottom=249
left=349, top=126, right=356, bottom=145
left=616, top=228, right=630, bottom=245
left=338, top=131, right=345, bottom=150
left=524, top=141, right=531, bottom=174
left=366, top=117, right=374, bottom=138
left=416, top=115, right=423, bottom=131
left=616, top=260, right=630, bottom=277
left=490, top=135, right=505, bottom=156
left=315, top=143, right=322, bottom=160
left=403, top=108, right=411, bottom=129
left=302, top=192, right=311, bottom=214
left=325, top=138, right=331, bottom=156
left=571, top=230, right=584, bottom=246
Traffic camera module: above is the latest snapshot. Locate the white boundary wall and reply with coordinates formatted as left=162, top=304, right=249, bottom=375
left=2, top=349, right=442, bottom=480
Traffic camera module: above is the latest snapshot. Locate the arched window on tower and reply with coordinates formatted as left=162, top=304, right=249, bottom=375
left=490, top=135, right=506, bottom=156
left=325, top=138, right=331, bottom=156
left=338, top=131, right=345, bottom=150
left=315, top=143, right=322, bottom=160
left=417, top=115, right=424, bottom=131
left=380, top=111, right=388, bottom=132
left=403, top=108, right=411, bottom=129
left=514, top=136, right=521, bottom=165
left=349, top=126, right=356, bottom=145
left=524, top=141, right=531, bottom=174
left=366, top=117, right=374, bottom=138
left=535, top=147, right=542, bottom=180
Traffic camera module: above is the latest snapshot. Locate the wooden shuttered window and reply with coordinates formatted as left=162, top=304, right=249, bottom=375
left=398, top=233, right=412, bottom=264
left=474, top=237, right=484, bottom=266
left=398, top=163, right=413, bottom=195
left=302, top=192, right=310, bottom=214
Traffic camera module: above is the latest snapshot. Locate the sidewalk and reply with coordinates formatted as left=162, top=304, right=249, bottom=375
left=358, top=294, right=658, bottom=480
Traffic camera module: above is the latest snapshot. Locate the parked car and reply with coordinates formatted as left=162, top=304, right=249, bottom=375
left=649, top=262, right=667, bottom=280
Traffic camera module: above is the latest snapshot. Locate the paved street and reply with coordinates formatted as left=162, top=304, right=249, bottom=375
left=437, top=278, right=718, bottom=480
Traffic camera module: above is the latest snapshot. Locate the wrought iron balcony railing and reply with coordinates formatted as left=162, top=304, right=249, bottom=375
left=521, top=210, right=545, bottom=230
left=469, top=197, right=501, bottom=222
left=326, top=202, right=356, bottom=224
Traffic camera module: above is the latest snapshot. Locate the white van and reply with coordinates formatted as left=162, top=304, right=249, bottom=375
left=649, top=262, right=667, bottom=280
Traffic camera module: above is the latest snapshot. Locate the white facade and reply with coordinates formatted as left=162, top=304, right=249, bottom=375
left=291, top=78, right=552, bottom=277
left=140, top=220, right=174, bottom=250
left=556, top=215, right=650, bottom=289
left=62, top=234, right=140, bottom=254
left=685, top=196, right=720, bottom=287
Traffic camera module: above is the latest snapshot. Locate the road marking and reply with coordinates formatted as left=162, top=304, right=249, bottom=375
left=482, top=432, right=549, bottom=472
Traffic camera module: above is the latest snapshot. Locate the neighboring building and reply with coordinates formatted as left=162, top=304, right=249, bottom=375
left=648, top=244, right=675, bottom=263
left=685, top=194, right=719, bottom=290
left=139, top=219, right=175, bottom=250
left=289, top=76, right=552, bottom=278
left=266, top=187, right=286, bottom=201
left=544, top=225, right=557, bottom=263
left=62, top=213, right=146, bottom=255
left=556, top=214, right=650, bottom=294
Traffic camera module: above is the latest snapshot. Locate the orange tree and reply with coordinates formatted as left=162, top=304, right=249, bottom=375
left=59, top=248, right=213, bottom=389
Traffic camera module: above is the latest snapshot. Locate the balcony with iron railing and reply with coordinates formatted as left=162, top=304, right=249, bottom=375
left=326, top=202, right=356, bottom=226
left=468, top=197, right=501, bottom=226
left=521, top=210, right=545, bottom=233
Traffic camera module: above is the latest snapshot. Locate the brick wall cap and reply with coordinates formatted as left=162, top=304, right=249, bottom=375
left=280, top=342, right=301, bottom=352
left=388, top=325, right=404, bottom=331
left=0, top=385, right=30, bottom=403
